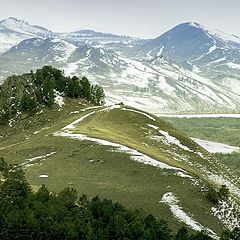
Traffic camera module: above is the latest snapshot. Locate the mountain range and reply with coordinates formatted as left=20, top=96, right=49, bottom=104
left=0, top=17, right=240, bottom=114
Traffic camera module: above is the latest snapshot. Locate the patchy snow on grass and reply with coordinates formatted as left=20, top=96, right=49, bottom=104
left=212, top=199, right=240, bottom=231
left=63, top=111, right=96, bottom=129
left=122, top=108, right=156, bottom=121
left=69, top=111, right=79, bottom=114
left=208, top=173, right=240, bottom=198
left=148, top=124, right=193, bottom=152
left=160, top=192, right=218, bottom=239
left=54, top=131, right=190, bottom=176
left=54, top=90, right=64, bottom=109
left=54, top=107, right=194, bottom=179
left=191, top=138, right=240, bottom=154
left=176, top=171, right=193, bottom=179
left=21, top=152, right=56, bottom=168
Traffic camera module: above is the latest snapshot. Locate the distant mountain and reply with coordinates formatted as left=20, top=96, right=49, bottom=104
left=139, top=22, right=240, bottom=74
left=0, top=17, right=54, bottom=54
left=0, top=17, right=53, bottom=38
left=61, top=29, right=125, bottom=39
left=59, top=29, right=141, bottom=54
left=0, top=37, right=126, bottom=78
left=0, top=18, right=239, bottom=114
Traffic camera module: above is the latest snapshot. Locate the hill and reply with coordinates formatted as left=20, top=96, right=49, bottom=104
left=1, top=81, right=240, bottom=237
left=0, top=66, right=104, bottom=125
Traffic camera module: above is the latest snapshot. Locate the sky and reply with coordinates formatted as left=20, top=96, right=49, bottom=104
left=0, top=0, right=240, bottom=39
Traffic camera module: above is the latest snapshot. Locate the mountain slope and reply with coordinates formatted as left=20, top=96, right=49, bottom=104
left=139, top=22, right=240, bottom=74
left=1, top=39, right=239, bottom=114
left=0, top=18, right=240, bottom=114
left=0, top=17, right=53, bottom=54
left=60, top=29, right=132, bottom=44
left=1, top=97, right=240, bottom=236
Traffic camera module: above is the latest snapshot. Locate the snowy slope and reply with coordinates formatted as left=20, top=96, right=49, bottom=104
left=0, top=17, right=53, bottom=54
left=0, top=18, right=239, bottom=114
left=0, top=17, right=53, bottom=38
left=1, top=36, right=239, bottom=114
left=139, top=22, right=240, bottom=75
left=60, top=29, right=137, bottom=46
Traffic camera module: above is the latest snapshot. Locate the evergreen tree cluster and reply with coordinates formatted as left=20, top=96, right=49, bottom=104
left=0, top=158, right=216, bottom=240
left=205, top=185, right=229, bottom=205
left=0, top=66, right=105, bottom=125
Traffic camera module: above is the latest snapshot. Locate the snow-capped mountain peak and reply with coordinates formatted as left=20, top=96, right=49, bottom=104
left=0, top=17, right=55, bottom=54
left=0, top=17, right=53, bottom=38
left=0, top=17, right=240, bottom=114
left=138, top=21, right=240, bottom=75
left=186, top=22, right=240, bottom=44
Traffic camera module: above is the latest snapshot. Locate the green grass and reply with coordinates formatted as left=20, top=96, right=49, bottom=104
left=213, top=152, right=240, bottom=176
left=73, top=107, right=215, bottom=178
left=164, top=117, right=240, bottom=147
left=163, top=117, right=240, bottom=176
left=0, top=101, right=230, bottom=234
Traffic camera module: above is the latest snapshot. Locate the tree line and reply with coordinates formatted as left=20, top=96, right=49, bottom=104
left=0, top=66, right=105, bottom=125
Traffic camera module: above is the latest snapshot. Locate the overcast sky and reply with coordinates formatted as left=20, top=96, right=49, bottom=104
left=1, top=0, right=240, bottom=38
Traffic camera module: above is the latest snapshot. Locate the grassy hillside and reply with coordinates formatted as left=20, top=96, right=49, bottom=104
left=164, top=117, right=240, bottom=176
left=164, top=117, right=240, bottom=147
left=1, top=99, right=240, bottom=237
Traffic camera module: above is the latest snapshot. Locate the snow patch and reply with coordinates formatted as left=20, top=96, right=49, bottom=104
left=148, top=124, right=193, bottom=152
left=21, top=152, right=56, bottom=168
left=226, top=62, right=240, bottom=70
left=208, top=173, right=240, bottom=198
left=39, top=174, right=48, bottom=178
left=207, top=45, right=217, bottom=54
left=212, top=199, right=240, bottom=231
left=63, top=111, right=96, bottom=129
left=81, top=106, right=103, bottom=112
left=160, top=192, right=218, bottom=239
left=33, top=127, right=50, bottom=135
left=191, top=138, right=240, bottom=154
left=53, top=131, right=189, bottom=174
left=54, top=90, right=64, bottom=108
left=101, top=104, right=122, bottom=112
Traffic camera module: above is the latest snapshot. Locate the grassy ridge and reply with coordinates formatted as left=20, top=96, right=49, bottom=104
left=0, top=101, right=228, bottom=234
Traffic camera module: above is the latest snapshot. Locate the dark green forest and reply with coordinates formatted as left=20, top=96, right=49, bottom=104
left=0, top=66, right=105, bottom=125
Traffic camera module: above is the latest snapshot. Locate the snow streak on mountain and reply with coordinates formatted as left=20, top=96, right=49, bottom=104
left=0, top=18, right=239, bottom=114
